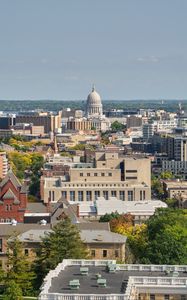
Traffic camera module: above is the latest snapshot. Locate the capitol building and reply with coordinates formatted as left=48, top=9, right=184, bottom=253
left=67, top=86, right=111, bottom=132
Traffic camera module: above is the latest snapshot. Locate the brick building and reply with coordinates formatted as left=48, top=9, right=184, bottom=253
left=0, top=171, right=28, bottom=222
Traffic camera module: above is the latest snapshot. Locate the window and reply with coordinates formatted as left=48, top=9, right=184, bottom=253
left=70, top=191, right=75, bottom=201
left=94, top=173, right=98, bottom=177
left=126, top=177, right=137, bottom=180
left=52, top=191, right=55, bottom=201
left=80, top=173, right=83, bottom=177
left=91, top=249, right=95, bottom=257
left=108, top=173, right=112, bottom=176
left=119, top=191, right=125, bottom=201
left=95, top=191, right=100, bottom=200
left=0, top=239, right=2, bottom=253
left=5, top=205, right=9, bottom=211
left=103, top=250, right=107, bottom=258
left=61, top=191, right=67, bottom=200
left=111, top=191, right=116, bottom=197
left=9, top=205, right=12, bottom=211
left=25, top=249, right=29, bottom=256
left=78, top=191, right=83, bottom=202
left=126, top=170, right=137, bottom=173
left=103, top=191, right=109, bottom=200
left=101, top=173, right=105, bottom=177
left=87, top=173, right=90, bottom=176
left=86, top=191, right=92, bottom=201
left=128, top=191, right=133, bottom=201
left=143, top=190, right=146, bottom=200
left=140, top=191, right=143, bottom=200
left=115, top=250, right=119, bottom=258
left=150, top=295, right=155, bottom=300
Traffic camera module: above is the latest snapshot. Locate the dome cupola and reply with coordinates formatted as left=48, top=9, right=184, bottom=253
left=86, top=85, right=103, bottom=117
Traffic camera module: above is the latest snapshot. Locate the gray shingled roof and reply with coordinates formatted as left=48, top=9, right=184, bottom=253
left=80, top=230, right=127, bottom=244
left=0, top=223, right=51, bottom=236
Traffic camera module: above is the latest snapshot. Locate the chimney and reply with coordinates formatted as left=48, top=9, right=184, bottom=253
left=76, top=204, right=80, bottom=217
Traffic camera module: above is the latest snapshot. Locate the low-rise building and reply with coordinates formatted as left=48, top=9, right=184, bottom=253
left=39, top=259, right=187, bottom=300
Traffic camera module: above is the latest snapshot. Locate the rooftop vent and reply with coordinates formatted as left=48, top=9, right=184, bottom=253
left=40, top=219, right=47, bottom=226
left=11, top=219, right=17, bottom=226
left=95, top=234, right=103, bottom=241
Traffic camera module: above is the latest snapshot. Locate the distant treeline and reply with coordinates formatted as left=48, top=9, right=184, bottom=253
left=0, top=99, right=186, bottom=112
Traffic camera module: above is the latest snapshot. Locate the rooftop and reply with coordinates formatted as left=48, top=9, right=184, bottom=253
left=40, top=260, right=187, bottom=300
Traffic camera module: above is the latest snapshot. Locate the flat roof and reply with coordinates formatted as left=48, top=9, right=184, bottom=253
left=48, top=265, right=187, bottom=295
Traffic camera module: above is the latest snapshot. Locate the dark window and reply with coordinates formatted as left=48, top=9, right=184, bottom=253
left=25, top=249, right=29, bottom=256
left=103, top=191, right=109, bottom=200
left=108, top=173, right=112, bottom=176
left=115, top=250, right=119, bottom=257
left=101, top=173, right=105, bottom=176
left=94, top=173, right=98, bottom=176
left=80, top=173, right=83, bottom=177
left=86, top=191, right=92, bottom=201
left=78, top=191, right=83, bottom=202
left=91, top=249, right=95, bottom=257
left=87, top=173, right=90, bottom=176
left=95, top=191, right=100, bottom=200
left=61, top=191, right=67, bottom=200
left=126, top=170, right=137, bottom=173
left=126, top=177, right=137, bottom=180
left=70, top=191, right=75, bottom=201
left=119, top=191, right=125, bottom=201
left=0, top=239, right=2, bottom=252
left=128, top=191, right=133, bottom=201
left=103, top=250, right=107, bottom=258
left=150, top=295, right=155, bottom=300
left=111, top=191, right=117, bottom=197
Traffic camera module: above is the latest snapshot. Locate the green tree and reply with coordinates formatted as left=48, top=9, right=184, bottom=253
left=151, top=175, right=164, bottom=199
left=160, top=171, right=173, bottom=179
left=111, top=121, right=125, bottom=132
left=6, top=236, right=35, bottom=296
left=34, top=218, right=88, bottom=289
left=3, top=280, right=23, bottom=300
left=129, top=208, right=187, bottom=264
left=99, top=212, right=120, bottom=222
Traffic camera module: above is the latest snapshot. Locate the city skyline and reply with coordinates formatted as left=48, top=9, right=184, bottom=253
left=0, top=0, right=187, bottom=100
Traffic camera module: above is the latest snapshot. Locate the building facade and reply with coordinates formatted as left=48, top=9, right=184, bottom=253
left=40, top=152, right=151, bottom=203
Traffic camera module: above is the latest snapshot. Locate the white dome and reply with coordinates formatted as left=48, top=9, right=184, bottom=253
left=86, top=85, right=103, bottom=117
left=87, top=89, right=102, bottom=106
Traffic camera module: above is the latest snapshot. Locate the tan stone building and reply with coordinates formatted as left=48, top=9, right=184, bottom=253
left=40, top=152, right=151, bottom=203
left=16, top=111, right=62, bottom=133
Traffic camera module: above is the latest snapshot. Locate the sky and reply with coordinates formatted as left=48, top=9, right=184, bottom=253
left=0, top=0, right=187, bottom=100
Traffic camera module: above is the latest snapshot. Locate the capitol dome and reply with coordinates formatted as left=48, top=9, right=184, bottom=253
left=86, top=85, right=103, bottom=117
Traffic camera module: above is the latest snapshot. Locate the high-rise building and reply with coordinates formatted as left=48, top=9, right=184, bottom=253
left=0, top=152, right=8, bottom=179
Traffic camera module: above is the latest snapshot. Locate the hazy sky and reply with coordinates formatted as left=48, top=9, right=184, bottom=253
left=0, top=0, right=187, bottom=100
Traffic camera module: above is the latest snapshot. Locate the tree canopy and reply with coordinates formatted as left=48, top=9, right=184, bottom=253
left=34, top=217, right=88, bottom=289
left=128, top=208, right=187, bottom=264
left=111, top=121, right=125, bottom=132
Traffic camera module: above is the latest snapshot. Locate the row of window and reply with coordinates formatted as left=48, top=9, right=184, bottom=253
left=91, top=249, right=119, bottom=258
left=51, top=190, right=147, bottom=202
left=63, top=190, right=134, bottom=201
left=80, top=172, right=113, bottom=177
left=60, top=183, right=131, bottom=188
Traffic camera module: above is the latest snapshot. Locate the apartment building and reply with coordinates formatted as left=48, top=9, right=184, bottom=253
left=40, top=152, right=151, bottom=203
